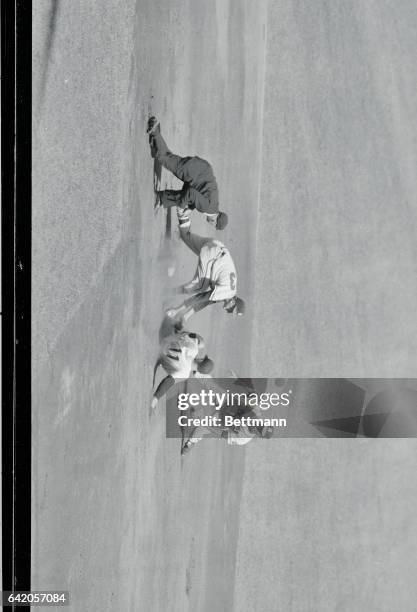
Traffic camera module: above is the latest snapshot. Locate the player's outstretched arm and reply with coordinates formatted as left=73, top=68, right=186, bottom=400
left=170, top=282, right=199, bottom=295
left=170, top=285, right=187, bottom=295
left=166, top=291, right=212, bottom=321
left=182, top=292, right=213, bottom=322
left=182, top=280, right=203, bottom=294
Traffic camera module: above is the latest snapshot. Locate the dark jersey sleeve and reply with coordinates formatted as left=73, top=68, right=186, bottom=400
left=153, top=375, right=175, bottom=400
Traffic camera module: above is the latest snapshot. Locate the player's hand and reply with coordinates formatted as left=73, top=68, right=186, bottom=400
left=165, top=307, right=179, bottom=318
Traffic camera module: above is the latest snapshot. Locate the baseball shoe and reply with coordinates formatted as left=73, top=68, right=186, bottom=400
left=147, top=116, right=160, bottom=135
left=181, top=438, right=200, bottom=455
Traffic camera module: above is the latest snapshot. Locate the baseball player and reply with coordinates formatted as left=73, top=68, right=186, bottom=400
left=147, top=116, right=228, bottom=230
left=166, top=216, right=245, bottom=323
left=181, top=402, right=273, bottom=455
left=150, top=328, right=213, bottom=412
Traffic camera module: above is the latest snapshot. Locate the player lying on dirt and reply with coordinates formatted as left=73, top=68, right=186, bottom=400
left=181, top=403, right=274, bottom=455
left=150, top=327, right=213, bottom=413
left=147, top=116, right=228, bottom=230
left=166, top=214, right=245, bottom=323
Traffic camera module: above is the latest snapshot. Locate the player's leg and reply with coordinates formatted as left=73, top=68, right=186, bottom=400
left=157, top=189, right=185, bottom=209
left=150, top=130, right=170, bottom=157
left=147, top=118, right=185, bottom=174
left=181, top=435, right=202, bottom=455
left=181, top=423, right=216, bottom=455
left=178, top=224, right=211, bottom=256
left=165, top=186, right=208, bottom=221
left=183, top=187, right=210, bottom=213
left=147, top=120, right=204, bottom=186
left=182, top=417, right=225, bottom=454
left=150, top=131, right=193, bottom=180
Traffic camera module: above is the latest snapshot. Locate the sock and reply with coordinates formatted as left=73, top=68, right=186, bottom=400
left=177, top=206, right=190, bottom=228
left=178, top=218, right=191, bottom=229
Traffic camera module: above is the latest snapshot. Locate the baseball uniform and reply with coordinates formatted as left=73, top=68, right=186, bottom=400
left=151, top=131, right=219, bottom=214
left=180, top=231, right=237, bottom=302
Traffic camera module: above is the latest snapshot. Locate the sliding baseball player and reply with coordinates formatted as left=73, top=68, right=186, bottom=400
left=147, top=116, right=228, bottom=230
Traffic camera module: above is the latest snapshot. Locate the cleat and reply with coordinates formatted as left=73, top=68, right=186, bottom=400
left=147, top=116, right=160, bottom=135
left=181, top=438, right=200, bottom=455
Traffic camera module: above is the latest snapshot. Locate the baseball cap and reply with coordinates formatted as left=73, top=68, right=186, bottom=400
left=216, top=211, right=228, bottom=230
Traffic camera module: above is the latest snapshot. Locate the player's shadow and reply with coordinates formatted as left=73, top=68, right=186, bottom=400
left=153, top=148, right=172, bottom=239
left=152, top=154, right=162, bottom=209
